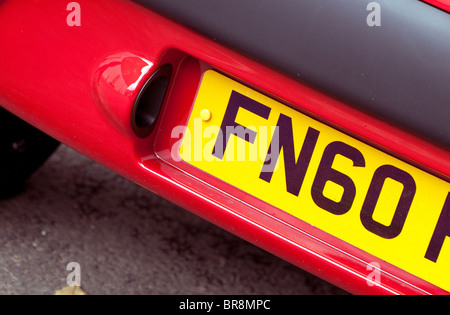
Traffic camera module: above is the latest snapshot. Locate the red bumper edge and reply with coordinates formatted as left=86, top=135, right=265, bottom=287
left=423, top=0, right=450, bottom=12
left=0, top=0, right=449, bottom=295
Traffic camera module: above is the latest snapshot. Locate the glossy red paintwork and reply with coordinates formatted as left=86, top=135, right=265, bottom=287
left=0, top=0, right=449, bottom=294
left=424, top=0, right=450, bottom=12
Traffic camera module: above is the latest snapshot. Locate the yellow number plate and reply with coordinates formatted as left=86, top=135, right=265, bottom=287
left=180, top=70, right=450, bottom=292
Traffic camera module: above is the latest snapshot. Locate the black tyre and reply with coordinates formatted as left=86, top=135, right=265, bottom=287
left=0, top=107, right=60, bottom=198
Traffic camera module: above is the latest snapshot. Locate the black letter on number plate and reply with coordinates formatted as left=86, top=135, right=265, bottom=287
left=425, top=193, right=450, bottom=263
left=259, top=114, right=320, bottom=197
left=360, top=165, right=416, bottom=239
left=212, top=91, right=271, bottom=159
left=311, top=142, right=365, bottom=215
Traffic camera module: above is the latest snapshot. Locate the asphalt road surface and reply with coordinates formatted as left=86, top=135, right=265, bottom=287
left=0, top=145, right=347, bottom=295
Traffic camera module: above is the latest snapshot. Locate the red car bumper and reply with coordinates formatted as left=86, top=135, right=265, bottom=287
left=0, top=0, right=450, bottom=294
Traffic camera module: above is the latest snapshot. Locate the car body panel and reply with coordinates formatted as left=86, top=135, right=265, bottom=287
left=134, top=0, right=450, bottom=150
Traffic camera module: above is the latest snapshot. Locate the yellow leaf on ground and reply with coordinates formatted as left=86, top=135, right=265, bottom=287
left=54, top=286, right=87, bottom=295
